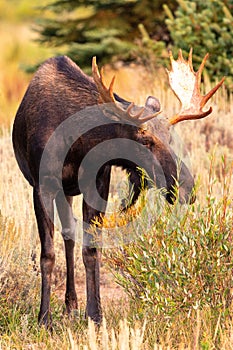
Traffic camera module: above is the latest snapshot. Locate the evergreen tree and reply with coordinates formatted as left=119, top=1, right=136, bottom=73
left=35, top=0, right=177, bottom=72
left=164, top=0, right=233, bottom=89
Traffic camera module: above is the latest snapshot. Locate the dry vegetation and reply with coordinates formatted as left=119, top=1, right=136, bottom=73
left=0, top=15, right=233, bottom=350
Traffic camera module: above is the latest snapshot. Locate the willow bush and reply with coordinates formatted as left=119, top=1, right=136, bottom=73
left=104, top=155, right=233, bottom=321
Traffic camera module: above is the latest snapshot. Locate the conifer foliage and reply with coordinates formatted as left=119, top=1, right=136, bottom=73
left=36, top=0, right=176, bottom=71
left=36, top=0, right=232, bottom=87
left=164, top=0, right=233, bottom=89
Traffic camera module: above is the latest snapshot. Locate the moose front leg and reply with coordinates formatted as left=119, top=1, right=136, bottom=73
left=82, top=166, right=111, bottom=323
left=33, top=187, right=55, bottom=328
left=55, top=191, right=78, bottom=314
left=82, top=243, right=102, bottom=323
left=82, top=200, right=103, bottom=323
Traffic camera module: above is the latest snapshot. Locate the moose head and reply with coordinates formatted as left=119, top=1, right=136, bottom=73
left=91, top=48, right=224, bottom=206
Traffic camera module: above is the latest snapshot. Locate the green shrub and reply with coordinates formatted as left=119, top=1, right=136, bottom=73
left=104, top=155, right=233, bottom=321
left=164, top=0, right=233, bottom=90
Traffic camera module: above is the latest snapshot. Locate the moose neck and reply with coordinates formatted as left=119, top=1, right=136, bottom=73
left=69, top=123, right=179, bottom=200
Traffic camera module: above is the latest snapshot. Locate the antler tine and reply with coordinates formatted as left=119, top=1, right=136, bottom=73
left=167, top=49, right=225, bottom=125
left=197, top=53, right=209, bottom=76
left=127, top=103, right=144, bottom=119
left=201, top=77, right=225, bottom=107
left=178, top=49, right=185, bottom=62
left=188, top=47, right=193, bottom=64
left=92, top=56, right=101, bottom=84
left=128, top=102, right=162, bottom=123
left=195, top=53, right=209, bottom=91
left=92, top=57, right=162, bottom=126
left=92, top=56, right=116, bottom=103
left=188, top=48, right=195, bottom=73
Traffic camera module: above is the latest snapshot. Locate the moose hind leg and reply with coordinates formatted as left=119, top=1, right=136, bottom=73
left=33, top=187, right=55, bottom=328
left=55, top=191, right=78, bottom=314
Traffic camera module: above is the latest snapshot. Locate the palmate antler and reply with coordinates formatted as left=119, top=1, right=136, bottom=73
left=92, top=50, right=224, bottom=127
left=167, top=48, right=225, bottom=125
left=92, top=57, right=162, bottom=126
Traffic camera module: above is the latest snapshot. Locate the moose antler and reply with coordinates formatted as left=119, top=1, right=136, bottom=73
left=167, top=48, right=225, bottom=125
left=92, top=57, right=162, bottom=126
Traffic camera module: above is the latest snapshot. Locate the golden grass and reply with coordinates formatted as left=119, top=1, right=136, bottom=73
left=2, top=311, right=233, bottom=349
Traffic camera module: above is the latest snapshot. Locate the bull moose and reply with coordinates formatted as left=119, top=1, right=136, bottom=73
left=12, top=49, right=224, bottom=327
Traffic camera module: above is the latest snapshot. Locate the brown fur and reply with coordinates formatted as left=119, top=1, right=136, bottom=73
left=12, top=56, right=195, bottom=326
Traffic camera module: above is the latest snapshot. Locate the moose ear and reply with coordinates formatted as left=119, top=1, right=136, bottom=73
left=145, top=96, right=161, bottom=113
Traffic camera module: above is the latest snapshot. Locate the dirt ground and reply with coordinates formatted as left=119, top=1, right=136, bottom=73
left=53, top=255, right=127, bottom=310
